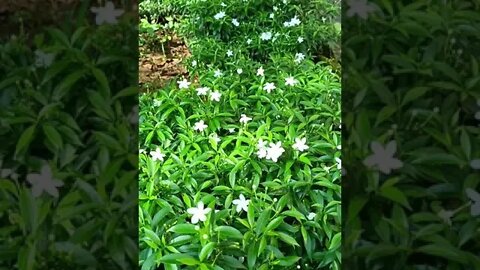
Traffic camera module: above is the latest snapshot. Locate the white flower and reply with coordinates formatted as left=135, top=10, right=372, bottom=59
left=263, top=82, right=276, bottom=93
left=214, top=69, right=223, bottom=78
left=292, top=138, right=309, bottom=152
left=257, top=67, right=265, bottom=76
left=232, top=18, right=240, bottom=26
left=273, top=6, right=278, bottom=11
left=247, top=39, right=252, bottom=45
left=150, top=148, right=165, bottom=161
left=91, top=1, right=124, bottom=25
left=294, top=53, right=305, bottom=63
left=269, top=13, right=275, bottom=19
left=192, top=60, right=198, bottom=67
left=228, top=128, right=235, bottom=133
left=187, top=201, right=212, bottom=224
left=195, top=225, right=200, bottom=230
left=346, top=0, right=377, bottom=19
left=237, top=68, right=243, bottom=74
left=470, top=159, right=480, bottom=169
left=465, top=188, right=480, bottom=216
left=266, top=142, right=285, bottom=162
left=363, top=141, right=403, bottom=174
left=297, top=37, right=304, bottom=43
left=337, top=145, right=341, bottom=150
left=226, top=50, right=233, bottom=57
left=194, top=120, right=208, bottom=132
left=290, top=16, right=301, bottom=26
left=260, top=31, right=273, bottom=41
left=256, top=139, right=268, bottom=158
left=284, top=16, right=301, bottom=27
left=26, top=164, right=63, bottom=198
left=177, top=78, right=191, bottom=89
left=307, top=212, right=316, bottom=220
left=322, top=17, right=327, bottom=23
left=257, top=149, right=267, bottom=159
left=437, top=209, right=454, bottom=226
left=240, top=114, right=252, bottom=124
left=335, top=157, right=341, bottom=170
left=210, top=91, right=222, bottom=102
left=285, top=76, right=298, bottom=86
left=214, top=11, right=226, bottom=20
left=232, top=194, right=250, bottom=212
left=210, top=133, right=221, bottom=143
left=257, top=139, right=268, bottom=149
left=34, top=50, right=55, bottom=68
left=153, top=99, right=162, bottom=107
left=196, top=87, right=210, bottom=96
left=221, top=2, right=227, bottom=7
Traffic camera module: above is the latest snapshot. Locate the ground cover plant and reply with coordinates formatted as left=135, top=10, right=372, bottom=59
left=343, top=0, right=480, bottom=269
left=139, top=0, right=341, bottom=269
left=0, top=1, right=138, bottom=268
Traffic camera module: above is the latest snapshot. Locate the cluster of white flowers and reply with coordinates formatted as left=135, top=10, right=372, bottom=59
left=283, top=16, right=301, bottom=27
left=214, top=11, right=226, bottom=20
left=294, top=53, right=305, bottom=63
left=260, top=31, right=273, bottom=41
left=256, top=139, right=285, bottom=162
left=187, top=193, right=251, bottom=224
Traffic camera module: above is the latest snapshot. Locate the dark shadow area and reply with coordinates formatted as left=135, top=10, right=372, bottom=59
left=0, top=1, right=139, bottom=268
left=343, top=0, right=480, bottom=269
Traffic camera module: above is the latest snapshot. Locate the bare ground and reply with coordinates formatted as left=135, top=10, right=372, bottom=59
left=139, top=34, right=190, bottom=89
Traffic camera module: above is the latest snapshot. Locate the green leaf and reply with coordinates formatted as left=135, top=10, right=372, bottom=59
left=273, top=256, right=300, bottom=266
left=159, top=253, right=200, bottom=266
left=276, top=231, right=299, bottom=246
left=255, top=208, right=271, bottom=235
left=264, top=216, right=284, bottom=232
left=42, top=124, right=63, bottom=150
left=168, top=224, right=198, bottom=235
left=379, top=186, right=411, bottom=210
left=247, top=203, right=255, bottom=228
left=215, top=226, right=243, bottom=240
left=143, top=228, right=161, bottom=245
left=15, top=125, right=36, bottom=157
left=329, top=232, right=341, bottom=250
left=415, top=244, right=466, bottom=263
left=199, top=242, right=216, bottom=262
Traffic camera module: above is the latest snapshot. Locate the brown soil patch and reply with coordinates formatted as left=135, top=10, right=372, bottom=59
left=139, top=34, right=190, bottom=88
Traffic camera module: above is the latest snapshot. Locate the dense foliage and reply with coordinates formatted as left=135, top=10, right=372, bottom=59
left=343, top=0, right=480, bottom=269
left=139, top=0, right=341, bottom=269
left=0, top=1, right=138, bottom=269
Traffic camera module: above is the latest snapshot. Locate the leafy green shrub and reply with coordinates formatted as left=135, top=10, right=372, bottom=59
left=343, top=0, right=480, bottom=269
left=181, top=0, right=340, bottom=63
left=0, top=6, right=137, bottom=269
left=139, top=0, right=341, bottom=269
